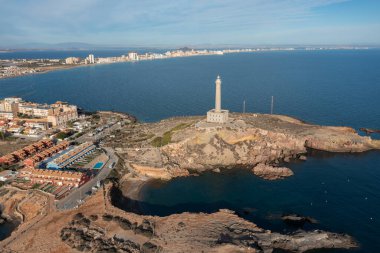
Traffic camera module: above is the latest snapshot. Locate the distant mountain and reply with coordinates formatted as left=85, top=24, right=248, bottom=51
left=0, top=42, right=177, bottom=52
left=1, top=42, right=378, bottom=51
left=2, top=42, right=107, bottom=50
left=43, top=42, right=98, bottom=49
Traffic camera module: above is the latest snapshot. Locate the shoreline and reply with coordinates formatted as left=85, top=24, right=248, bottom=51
left=0, top=60, right=134, bottom=80
left=113, top=147, right=380, bottom=216
left=1, top=48, right=374, bottom=81
left=0, top=52, right=225, bottom=80
left=106, top=112, right=380, bottom=216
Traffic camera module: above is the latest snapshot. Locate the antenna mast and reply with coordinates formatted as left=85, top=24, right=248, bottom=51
left=271, top=96, right=274, bottom=114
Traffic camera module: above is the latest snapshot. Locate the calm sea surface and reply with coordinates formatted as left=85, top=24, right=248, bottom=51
left=1, top=50, right=380, bottom=251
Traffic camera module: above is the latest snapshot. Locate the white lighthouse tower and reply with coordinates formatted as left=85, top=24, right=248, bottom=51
left=207, top=75, right=229, bottom=123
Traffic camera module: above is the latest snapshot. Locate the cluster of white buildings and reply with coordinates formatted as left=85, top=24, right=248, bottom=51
left=0, top=97, right=78, bottom=136
left=84, top=54, right=95, bottom=64
left=63, top=49, right=227, bottom=66
left=65, top=54, right=96, bottom=65
left=65, top=57, right=81, bottom=64
left=128, top=52, right=139, bottom=61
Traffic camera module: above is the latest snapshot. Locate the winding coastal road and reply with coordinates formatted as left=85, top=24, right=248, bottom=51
left=55, top=117, right=129, bottom=210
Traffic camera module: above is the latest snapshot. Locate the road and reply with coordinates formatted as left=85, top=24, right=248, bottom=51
left=56, top=119, right=127, bottom=210
left=76, top=121, right=123, bottom=143
left=55, top=147, right=118, bottom=210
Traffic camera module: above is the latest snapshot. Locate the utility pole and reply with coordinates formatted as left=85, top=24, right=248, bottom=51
left=243, top=100, right=246, bottom=113
left=271, top=96, right=274, bottom=114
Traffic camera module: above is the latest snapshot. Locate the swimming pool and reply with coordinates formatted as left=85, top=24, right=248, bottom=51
left=93, top=162, right=104, bottom=169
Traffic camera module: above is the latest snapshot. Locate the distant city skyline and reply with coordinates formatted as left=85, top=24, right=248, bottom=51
left=1, top=0, right=380, bottom=48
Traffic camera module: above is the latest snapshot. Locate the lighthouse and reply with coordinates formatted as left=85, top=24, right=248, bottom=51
left=207, top=75, right=229, bottom=123
left=215, top=75, right=222, bottom=112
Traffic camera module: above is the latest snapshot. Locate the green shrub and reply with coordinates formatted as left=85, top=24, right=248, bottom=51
left=151, top=136, right=163, bottom=147
left=150, top=123, right=191, bottom=147
left=32, top=183, right=41, bottom=189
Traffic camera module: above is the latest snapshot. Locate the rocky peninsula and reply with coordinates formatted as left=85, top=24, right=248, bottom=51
left=105, top=113, right=380, bottom=184
left=1, top=113, right=379, bottom=252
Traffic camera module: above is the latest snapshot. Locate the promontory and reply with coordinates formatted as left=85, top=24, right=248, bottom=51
left=1, top=112, right=379, bottom=253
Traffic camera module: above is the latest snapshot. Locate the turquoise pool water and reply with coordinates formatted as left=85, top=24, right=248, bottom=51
left=93, top=162, right=104, bottom=169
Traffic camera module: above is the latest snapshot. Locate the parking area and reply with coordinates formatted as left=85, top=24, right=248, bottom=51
left=69, top=149, right=103, bottom=168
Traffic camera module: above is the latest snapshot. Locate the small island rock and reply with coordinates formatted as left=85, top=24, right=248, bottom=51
left=252, top=163, right=294, bottom=180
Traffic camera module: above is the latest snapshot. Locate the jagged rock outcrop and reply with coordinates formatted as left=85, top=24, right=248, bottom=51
left=252, top=163, right=294, bottom=180
left=282, top=214, right=318, bottom=227
left=0, top=182, right=357, bottom=253
left=61, top=213, right=159, bottom=252
left=61, top=226, right=141, bottom=252
left=153, top=209, right=357, bottom=253
left=61, top=210, right=357, bottom=253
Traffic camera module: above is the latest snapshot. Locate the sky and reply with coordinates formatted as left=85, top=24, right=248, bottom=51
left=0, top=0, right=380, bottom=48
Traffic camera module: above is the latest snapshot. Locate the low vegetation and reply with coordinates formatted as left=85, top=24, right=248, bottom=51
left=151, top=123, right=192, bottom=147
left=17, top=113, right=41, bottom=119
left=0, top=131, right=16, bottom=141
left=32, top=183, right=41, bottom=189
left=55, top=130, right=75, bottom=140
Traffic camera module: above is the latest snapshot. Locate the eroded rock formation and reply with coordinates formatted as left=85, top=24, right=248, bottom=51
left=60, top=207, right=356, bottom=253
left=252, top=163, right=294, bottom=180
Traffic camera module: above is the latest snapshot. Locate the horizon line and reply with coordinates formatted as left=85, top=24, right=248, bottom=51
left=1, top=42, right=380, bottom=51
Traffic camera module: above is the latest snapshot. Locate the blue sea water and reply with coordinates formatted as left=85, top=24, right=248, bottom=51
left=135, top=151, right=380, bottom=253
left=1, top=50, right=380, bottom=251
left=0, top=219, right=19, bottom=241
left=1, top=50, right=380, bottom=130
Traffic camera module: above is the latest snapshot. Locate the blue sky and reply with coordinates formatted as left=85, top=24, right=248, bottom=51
left=0, top=0, right=379, bottom=47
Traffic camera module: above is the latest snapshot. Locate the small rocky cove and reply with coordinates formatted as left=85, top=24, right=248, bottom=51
left=0, top=192, right=24, bottom=241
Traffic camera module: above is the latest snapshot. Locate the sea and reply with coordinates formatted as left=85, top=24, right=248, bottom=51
left=1, top=49, right=380, bottom=251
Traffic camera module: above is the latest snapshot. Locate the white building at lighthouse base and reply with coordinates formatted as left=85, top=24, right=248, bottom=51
left=207, top=109, right=229, bottom=123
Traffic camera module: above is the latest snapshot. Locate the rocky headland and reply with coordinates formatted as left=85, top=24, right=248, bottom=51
left=1, top=113, right=378, bottom=252
left=105, top=113, right=380, bottom=185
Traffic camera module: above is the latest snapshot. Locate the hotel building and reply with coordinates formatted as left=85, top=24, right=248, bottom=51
left=65, top=57, right=80, bottom=64
left=128, top=52, right=139, bottom=61
left=0, top=98, right=78, bottom=127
